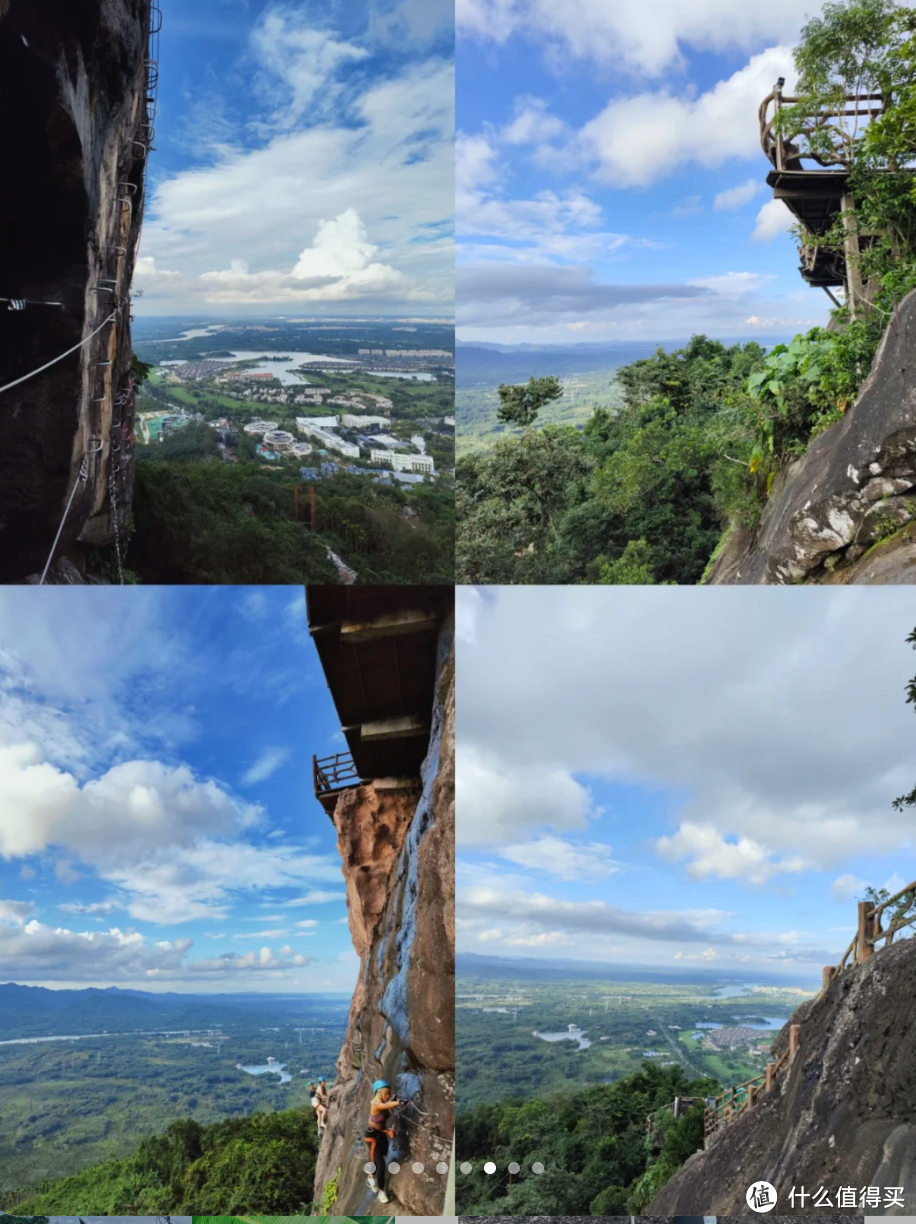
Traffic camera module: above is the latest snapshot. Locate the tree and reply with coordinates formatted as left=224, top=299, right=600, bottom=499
left=893, top=625, right=916, bottom=810
left=496, top=375, right=563, bottom=428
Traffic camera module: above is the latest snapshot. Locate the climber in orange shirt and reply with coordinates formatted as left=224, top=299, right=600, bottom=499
left=365, top=1079, right=400, bottom=1204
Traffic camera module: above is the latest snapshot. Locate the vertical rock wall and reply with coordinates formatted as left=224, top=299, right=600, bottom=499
left=314, top=619, right=455, bottom=1215
left=0, top=0, right=150, bottom=581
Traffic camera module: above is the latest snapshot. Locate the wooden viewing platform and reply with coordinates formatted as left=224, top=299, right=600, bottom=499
left=758, top=81, right=887, bottom=309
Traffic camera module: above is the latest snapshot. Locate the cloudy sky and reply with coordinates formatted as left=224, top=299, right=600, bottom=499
left=456, top=0, right=833, bottom=342
left=134, top=0, right=453, bottom=315
left=0, top=587, right=359, bottom=992
left=456, top=587, right=916, bottom=983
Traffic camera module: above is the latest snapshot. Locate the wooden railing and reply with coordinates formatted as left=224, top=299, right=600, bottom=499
left=825, top=877, right=916, bottom=988
left=704, top=1028, right=798, bottom=1146
left=313, top=750, right=359, bottom=798
left=759, top=83, right=884, bottom=172
left=705, top=876, right=916, bottom=1147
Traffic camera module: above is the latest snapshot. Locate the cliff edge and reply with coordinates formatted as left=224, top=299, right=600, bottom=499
left=314, top=619, right=455, bottom=1216
left=648, top=937, right=916, bottom=1214
left=707, top=288, right=916, bottom=585
left=0, top=0, right=151, bottom=581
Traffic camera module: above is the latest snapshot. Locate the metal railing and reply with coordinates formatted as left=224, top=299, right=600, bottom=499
left=313, top=750, right=360, bottom=797
left=759, top=82, right=884, bottom=172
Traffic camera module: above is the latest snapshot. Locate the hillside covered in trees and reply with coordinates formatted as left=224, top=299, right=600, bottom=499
left=457, top=0, right=916, bottom=586
left=14, top=1109, right=321, bottom=1216
left=456, top=1062, right=719, bottom=1216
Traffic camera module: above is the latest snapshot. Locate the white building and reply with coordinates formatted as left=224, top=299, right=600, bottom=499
left=340, top=414, right=389, bottom=429
left=296, top=415, right=339, bottom=430
left=243, top=419, right=278, bottom=436
left=370, top=450, right=435, bottom=476
left=299, top=419, right=360, bottom=458
left=263, top=429, right=295, bottom=448
left=289, top=441, right=313, bottom=457
left=443, top=416, right=455, bottom=426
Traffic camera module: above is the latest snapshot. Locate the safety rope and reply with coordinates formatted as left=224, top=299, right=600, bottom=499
left=0, top=311, right=117, bottom=396
left=2, top=297, right=63, bottom=309
left=39, top=455, right=91, bottom=585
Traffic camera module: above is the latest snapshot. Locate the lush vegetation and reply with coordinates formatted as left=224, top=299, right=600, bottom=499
left=456, top=1063, right=719, bottom=1214
left=127, top=461, right=453, bottom=585
left=456, top=0, right=916, bottom=585
left=15, top=1108, right=321, bottom=1216
left=0, top=986, right=346, bottom=1203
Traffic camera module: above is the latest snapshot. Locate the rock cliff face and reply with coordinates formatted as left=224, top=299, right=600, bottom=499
left=708, top=289, right=916, bottom=585
left=0, top=0, right=151, bottom=581
left=648, top=938, right=916, bottom=1215
left=314, top=620, right=455, bottom=1216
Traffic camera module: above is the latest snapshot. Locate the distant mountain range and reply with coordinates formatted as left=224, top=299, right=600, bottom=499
left=0, top=982, right=349, bottom=1039
left=456, top=951, right=816, bottom=989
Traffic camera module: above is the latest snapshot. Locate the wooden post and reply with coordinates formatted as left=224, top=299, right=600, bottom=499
left=822, top=965, right=835, bottom=992
left=747, top=1084, right=756, bottom=1109
left=309, top=484, right=316, bottom=532
left=841, top=191, right=865, bottom=320
left=857, top=900, right=873, bottom=962
left=789, top=1024, right=800, bottom=1063
left=765, top=1062, right=774, bottom=1092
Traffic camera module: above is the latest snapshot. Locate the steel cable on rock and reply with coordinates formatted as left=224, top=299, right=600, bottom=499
left=0, top=312, right=117, bottom=396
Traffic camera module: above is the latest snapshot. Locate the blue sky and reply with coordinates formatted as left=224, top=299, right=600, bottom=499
left=456, top=0, right=833, bottom=343
left=135, top=0, right=454, bottom=315
left=456, top=587, right=916, bottom=985
left=0, top=587, right=360, bottom=992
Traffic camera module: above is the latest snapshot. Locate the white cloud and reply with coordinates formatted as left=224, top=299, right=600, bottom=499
left=279, top=889, right=346, bottom=906
left=832, top=873, right=868, bottom=902
left=0, top=897, right=35, bottom=924
left=500, top=835, right=620, bottom=881
left=752, top=197, right=795, bottom=241
left=186, top=946, right=313, bottom=975
left=137, top=45, right=455, bottom=313
left=655, top=821, right=809, bottom=885
left=458, top=588, right=916, bottom=889
left=580, top=46, right=794, bottom=187
left=715, top=178, right=764, bottom=210
left=232, top=928, right=291, bottom=939
left=457, top=0, right=808, bottom=76
left=456, top=745, right=594, bottom=846
left=0, top=745, right=341, bottom=924
left=241, top=746, right=291, bottom=786
left=59, top=901, right=118, bottom=916
left=687, top=271, right=775, bottom=297
left=251, top=13, right=370, bottom=125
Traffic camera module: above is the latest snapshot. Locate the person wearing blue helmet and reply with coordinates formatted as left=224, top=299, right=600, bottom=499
left=364, top=1078, right=400, bottom=1204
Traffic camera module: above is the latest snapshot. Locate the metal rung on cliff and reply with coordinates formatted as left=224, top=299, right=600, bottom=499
left=314, top=750, right=361, bottom=814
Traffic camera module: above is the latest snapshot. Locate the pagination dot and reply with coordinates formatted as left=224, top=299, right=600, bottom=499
left=508, top=1161, right=520, bottom=1174
left=484, top=1161, right=496, bottom=1174
left=532, top=1161, right=545, bottom=1174
left=460, top=1161, right=473, bottom=1174
left=363, top=1161, right=376, bottom=1174
left=388, top=1161, right=400, bottom=1174
left=436, top=1161, right=449, bottom=1174
left=412, top=1161, right=424, bottom=1174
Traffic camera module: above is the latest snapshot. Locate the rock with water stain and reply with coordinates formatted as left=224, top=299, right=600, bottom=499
left=313, top=619, right=455, bottom=1215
